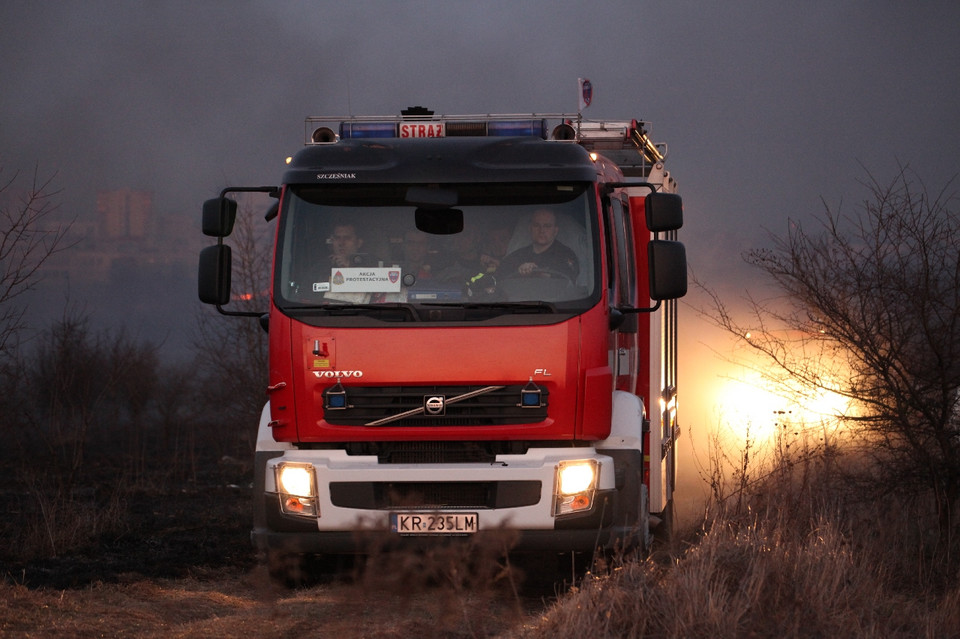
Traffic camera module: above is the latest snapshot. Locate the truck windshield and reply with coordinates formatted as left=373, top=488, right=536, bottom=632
left=275, top=182, right=600, bottom=319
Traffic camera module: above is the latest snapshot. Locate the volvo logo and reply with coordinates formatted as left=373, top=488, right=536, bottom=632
left=312, top=370, right=363, bottom=378
left=424, top=395, right=445, bottom=416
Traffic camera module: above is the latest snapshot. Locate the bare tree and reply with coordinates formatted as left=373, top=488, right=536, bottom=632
left=0, top=167, right=73, bottom=356
left=701, top=167, right=960, bottom=546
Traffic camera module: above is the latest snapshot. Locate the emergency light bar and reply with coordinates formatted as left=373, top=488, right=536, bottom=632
left=335, top=119, right=549, bottom=140
left=304, top=109, right=667, bottom=165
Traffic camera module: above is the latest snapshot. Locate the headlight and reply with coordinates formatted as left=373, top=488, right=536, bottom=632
left=275, top=463, right=318, bottom=518
left=558, top=461, right=596, bottom=495
left=278, top=464, right=315, bottom=497
left=555, top=460, right=599, bottom=517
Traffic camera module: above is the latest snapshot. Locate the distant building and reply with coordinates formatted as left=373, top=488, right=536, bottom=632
left=98, top=189, right=152, bottom=241
left=37, top=188, right=198, bottom=285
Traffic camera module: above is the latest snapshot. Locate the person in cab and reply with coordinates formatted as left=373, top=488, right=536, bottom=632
left=498, top=209, right=579, bottom=280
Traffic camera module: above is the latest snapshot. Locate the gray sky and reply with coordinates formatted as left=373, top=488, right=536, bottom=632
left=4, top=1, right=958, bottom=278
left=2, top=1, right=959, bottom=470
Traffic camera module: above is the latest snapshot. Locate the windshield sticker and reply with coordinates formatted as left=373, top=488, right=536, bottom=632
left=329, top=267, right=402, bottom=293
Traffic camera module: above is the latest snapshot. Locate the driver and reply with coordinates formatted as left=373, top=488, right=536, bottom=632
left=328, top=222, right=375, bottom=267
left=497, top=209, right=579, bottom=280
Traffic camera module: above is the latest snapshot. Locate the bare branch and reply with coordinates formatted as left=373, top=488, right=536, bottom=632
left=698, top=166, right=960, bottom=539
left=0, top=166, right=76, bottom=356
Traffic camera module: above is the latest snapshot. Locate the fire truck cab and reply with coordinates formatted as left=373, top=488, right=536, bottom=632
left=199, top=108, right=686, bottom=577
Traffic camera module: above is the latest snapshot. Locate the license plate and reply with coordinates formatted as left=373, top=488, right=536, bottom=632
left=391, top=512, right=478, bottom=535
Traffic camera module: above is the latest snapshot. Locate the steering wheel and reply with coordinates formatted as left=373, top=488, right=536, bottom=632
left=504, top=267, right=575, bottom=284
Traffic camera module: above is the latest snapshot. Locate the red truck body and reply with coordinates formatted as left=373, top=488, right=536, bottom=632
left=198, top=110, right=685, bottom=573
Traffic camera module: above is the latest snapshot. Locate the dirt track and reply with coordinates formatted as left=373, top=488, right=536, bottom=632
left=1, top=566, right=542, bottom=637
left=0, top=484, right=555, bottom=637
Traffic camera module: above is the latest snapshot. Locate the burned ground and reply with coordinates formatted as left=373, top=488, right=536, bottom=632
left=0, top=455, right=562, bottom=638
left=0, top=464, right=256, bottom=590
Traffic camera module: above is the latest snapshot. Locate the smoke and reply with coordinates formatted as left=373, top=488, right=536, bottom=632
left=2, top=2, right=959, bottom=513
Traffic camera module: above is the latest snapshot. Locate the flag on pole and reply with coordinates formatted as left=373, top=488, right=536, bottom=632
left=578, top=78, right=593, bottom=112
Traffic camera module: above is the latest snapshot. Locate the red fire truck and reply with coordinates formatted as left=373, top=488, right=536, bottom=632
left=199, top=107, right=685, bottom=579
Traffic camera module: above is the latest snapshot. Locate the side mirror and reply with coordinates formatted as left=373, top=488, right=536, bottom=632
left=198, top=244, right=232, bottom=305
left=645, top=193, right=683, bottom=233
left=648, top=240, right=687, bottom=300
left=202, top=197, right=238, bottom=237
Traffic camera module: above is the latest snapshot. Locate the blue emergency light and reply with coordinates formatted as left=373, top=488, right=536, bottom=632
left=487, top=119, right=548, bottom=138
left=340, top=122, right=398, bottom=139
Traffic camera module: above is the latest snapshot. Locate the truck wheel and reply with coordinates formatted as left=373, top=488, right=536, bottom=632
left=637, top=483, right=653, bottom=556
left=651, top=500, right=675, bottom=554
left=265, top=550, right=310, bottom=588
left=511, top=551, right=589, bottom=594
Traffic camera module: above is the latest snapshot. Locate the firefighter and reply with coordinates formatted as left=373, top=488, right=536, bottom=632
left=327, top=222, right=376, bottom=267
left=498, top=209, right=579, bottom=280
left=399, top=228, right=434, bottom=282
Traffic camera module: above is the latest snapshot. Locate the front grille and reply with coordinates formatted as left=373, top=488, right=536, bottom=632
left=375, top=441, right=495, bottom=464
left=329, top=480, right=542, bottom=510
left=327, top=440, right=566, bottom=463
left=323, top=384, right=548, bottom=427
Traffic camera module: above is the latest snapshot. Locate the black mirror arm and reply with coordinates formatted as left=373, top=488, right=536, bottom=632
left=617, top=301, right=663, bottom=315
left=219, top=185, right=280, bottom=199
left=600, top=181, right=655, bottom=197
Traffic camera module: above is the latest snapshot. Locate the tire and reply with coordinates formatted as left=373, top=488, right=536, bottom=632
left=650, top=499, right=675, bottom=560
left=265, top=549, right=310, bottom=588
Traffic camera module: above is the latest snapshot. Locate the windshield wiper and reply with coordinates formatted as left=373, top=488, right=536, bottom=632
left=421, top=301, right=557, bottom=314
left=297, top=303, right=422, bottom=321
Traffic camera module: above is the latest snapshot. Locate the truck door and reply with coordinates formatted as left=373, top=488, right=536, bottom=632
left=628, top=193, right=680, bottom=513
left=604, top=194, right=639, bottom=393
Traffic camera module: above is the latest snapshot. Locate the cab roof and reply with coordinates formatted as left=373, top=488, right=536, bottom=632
left=282, top=136, right=601, bottom=185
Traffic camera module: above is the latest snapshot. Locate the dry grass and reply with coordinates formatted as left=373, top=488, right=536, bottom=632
left=522, top=516, right=956, bottom=638
left=519, top=443, right=960, bottom=639
left=5, top=453, right=960, bottom=638
left=3, top=475, right=130, bottom=565
left=5, top=362, right=960, bottom=639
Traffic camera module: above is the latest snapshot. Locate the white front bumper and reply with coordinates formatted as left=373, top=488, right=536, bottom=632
left=265, top=447, right=615, bottom=532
